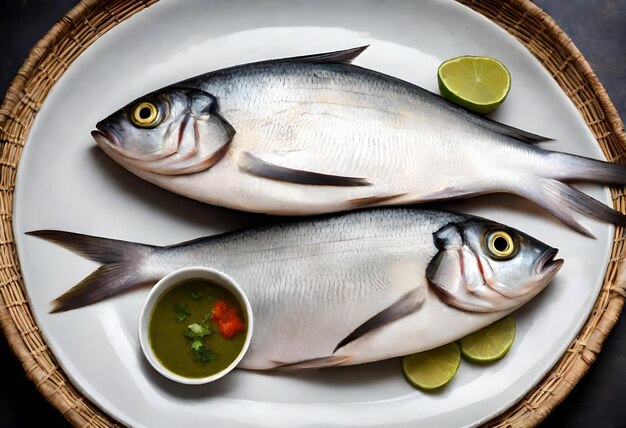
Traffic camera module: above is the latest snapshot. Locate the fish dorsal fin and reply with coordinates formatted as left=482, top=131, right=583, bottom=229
left=474, top=115, right=552, bottom=143
left=280, top=45, right=369, bottom=65
left=437, top=95, right=552, bottom=143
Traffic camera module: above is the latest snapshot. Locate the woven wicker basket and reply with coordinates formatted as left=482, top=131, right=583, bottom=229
left=0, top=0, right=624, bottom=426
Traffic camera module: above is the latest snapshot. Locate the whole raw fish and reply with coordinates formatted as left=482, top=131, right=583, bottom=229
left=28, top=208, right=562, bottom=369
left=92, top=46, right=626, bottom=237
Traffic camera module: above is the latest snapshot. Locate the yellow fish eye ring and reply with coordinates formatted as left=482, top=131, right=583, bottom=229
left=487, top=231, right=516, bottom=259
left=131, top=101, right=159, bottom=127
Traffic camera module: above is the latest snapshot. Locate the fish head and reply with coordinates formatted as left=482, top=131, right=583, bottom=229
left=91, top=88, right=235, bottom=175
left=426, top=218, right=563, bottom=312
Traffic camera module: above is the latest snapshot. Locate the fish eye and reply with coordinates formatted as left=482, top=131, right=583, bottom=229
left=130, top=101, right=161, bottom=128
left=486, top=230, right=516, bottom=260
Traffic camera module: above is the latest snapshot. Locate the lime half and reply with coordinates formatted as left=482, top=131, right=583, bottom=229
left=437, top=56, right=511, bottom=114
left=402, top=342, right=461, bottom=390
left=460, top=316, right=516, bottom=363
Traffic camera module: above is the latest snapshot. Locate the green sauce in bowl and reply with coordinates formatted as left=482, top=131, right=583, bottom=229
left=149, top=279, right=247, bottom=379
left=138, top=267, right=253, bottom=385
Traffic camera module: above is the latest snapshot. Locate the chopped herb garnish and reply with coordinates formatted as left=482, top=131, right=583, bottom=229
left=190, top=291, right=202, bottom=301
left=184, top=322, right=212, bottom=339
left=189, top=323, right=204, bottom=336
left=174, top=302, right=190, bottom=323
left=191, top=341, right=215, bottom=362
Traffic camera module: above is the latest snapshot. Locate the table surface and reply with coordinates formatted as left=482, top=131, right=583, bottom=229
left=1, top=1, right=624, bottom=427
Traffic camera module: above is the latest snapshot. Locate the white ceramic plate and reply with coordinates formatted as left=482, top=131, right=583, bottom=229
left=13, top=0, right=613, bottom=426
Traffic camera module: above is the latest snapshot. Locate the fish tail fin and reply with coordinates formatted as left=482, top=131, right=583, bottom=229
left=26, top=230, right=160, bottom=313
left=514, top=178, right=626, bottom=238
left=549, top=152, right=626, bottom=184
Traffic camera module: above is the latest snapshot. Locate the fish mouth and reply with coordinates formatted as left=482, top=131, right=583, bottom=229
left=92, top=123, right=121, bottom=148
left=535, top=248, right=563, bottom=275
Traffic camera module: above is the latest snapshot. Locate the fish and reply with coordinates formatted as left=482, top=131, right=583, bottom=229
left=27, top=208, right=562, bottom=369
left=91, top=46, right=626, bottom=237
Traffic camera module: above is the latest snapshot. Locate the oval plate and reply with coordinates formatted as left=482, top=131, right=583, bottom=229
left=13, top=0, right=613, bottom=426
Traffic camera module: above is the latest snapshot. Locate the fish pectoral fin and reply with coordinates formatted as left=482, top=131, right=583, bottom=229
left=276, top=45, right=368, bottom=65
left=271, top=355, right=352, bottom=370
left=239, top=151, right=371, bottom=186
left=334, top=288, right=425, bottom=352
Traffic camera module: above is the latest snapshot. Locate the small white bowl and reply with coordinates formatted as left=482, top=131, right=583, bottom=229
left=138, top=267, right=253, bottom=385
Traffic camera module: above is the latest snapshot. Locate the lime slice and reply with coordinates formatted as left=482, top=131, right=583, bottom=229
left=437, top=56, right=511, bottom=114
left=460, top=316, right=516, bottom=363
left=401, top=342, right=461, bottom=390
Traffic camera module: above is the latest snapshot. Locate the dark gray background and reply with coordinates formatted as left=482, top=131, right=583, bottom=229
left=0, top=1, right=624, bottom=427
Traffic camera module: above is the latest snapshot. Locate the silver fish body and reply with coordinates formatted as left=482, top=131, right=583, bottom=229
left=29, top=208, right=562, bottom=369
left=93, top=47, right=626, bottom=237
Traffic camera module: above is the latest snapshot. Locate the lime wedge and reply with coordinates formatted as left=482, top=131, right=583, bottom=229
left=401, top=342, right=461, bottom=390
left=460, top=316, right=516, bottom=363
left=437, top=56, right=511, bottom=114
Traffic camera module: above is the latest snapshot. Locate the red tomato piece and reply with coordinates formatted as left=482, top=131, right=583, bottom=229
left=218, top=313, right=245, bottom=339
left=225, top=306, right=239, bottom=318
left=211, top=300, right=227, bottom=320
